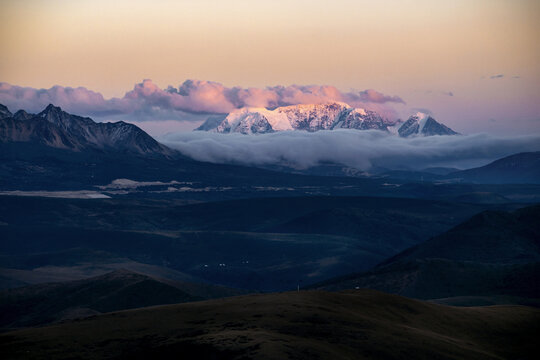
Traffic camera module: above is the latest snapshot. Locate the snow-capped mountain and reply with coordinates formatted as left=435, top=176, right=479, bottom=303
left=398, top=112, right=458, bottom=137
left=201, top=102, right=391, bottom=134
left=199, top=103, right=458, bottom=136
left=0, top=104, right=174, bottom=157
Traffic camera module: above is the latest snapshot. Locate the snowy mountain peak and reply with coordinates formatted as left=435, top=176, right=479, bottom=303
left=205, top=102, right=389, bottom=134
left=414, top=111, right=429, bottom=120
left=350, top=108, right=367, bottom=116
left=398, top=114, right=458, bottom=137
left=216, top=107, right=282, bottom=134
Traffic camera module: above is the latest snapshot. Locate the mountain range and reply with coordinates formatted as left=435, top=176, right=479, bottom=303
left=2, top=103, right=360, bottom=194
left=196, top=102, right=459, bottom=136
left=0, top=104, right=174, bottom=157
left=1, top=103, right=539, bottom=196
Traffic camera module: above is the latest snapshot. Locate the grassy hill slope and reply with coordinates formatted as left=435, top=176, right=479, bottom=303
left=1, top=289, right=538, bottom=359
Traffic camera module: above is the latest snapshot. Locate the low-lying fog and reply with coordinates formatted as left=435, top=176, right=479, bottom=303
left=161, top=130, right=540, bottom=171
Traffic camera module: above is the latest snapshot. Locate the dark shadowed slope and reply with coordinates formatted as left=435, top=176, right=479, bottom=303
left=0, top=104, right=174, bottom=157
left=0, top=104, right=11, bottom=119
left=315, top=205, right=540, bottom=304
left=1, top=290, right=538, bottom=360
left=449, top=151, right=540, bottom=184
left=0, top=269, right=244, bottom=330
left=0, top=270, right=210, bottom=330
left=384, top=204, right=540, bottom=265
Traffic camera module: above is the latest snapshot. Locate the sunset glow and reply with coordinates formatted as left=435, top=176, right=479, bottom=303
left=1, top=0, right=539, bottom=134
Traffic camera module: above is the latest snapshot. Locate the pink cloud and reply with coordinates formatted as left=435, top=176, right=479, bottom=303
left=0, top=82, right=110, bottom=114
left=0, top=79, right=404, bottom=121
left=352, top=89, right=406, bottom=104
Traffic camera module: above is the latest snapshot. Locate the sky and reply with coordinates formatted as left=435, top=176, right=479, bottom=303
left=1, top=0, right=539, bottom=135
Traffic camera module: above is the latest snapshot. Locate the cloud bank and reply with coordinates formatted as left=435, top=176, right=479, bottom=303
left=0, top=80, right=404, bottom=121
left=160, top=130, right=540, bottom=171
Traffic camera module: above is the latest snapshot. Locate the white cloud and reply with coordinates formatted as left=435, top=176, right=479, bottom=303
left=160, top=130, right=540, bottom=171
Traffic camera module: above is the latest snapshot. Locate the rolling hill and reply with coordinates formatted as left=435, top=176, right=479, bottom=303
left=315, top=204, right=540, bottom=305
left=0, top=269, right=244, bottom=330
left=0, top=290, right=538, bottom=359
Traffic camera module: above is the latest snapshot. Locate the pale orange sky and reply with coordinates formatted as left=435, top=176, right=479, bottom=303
left=1, top=0, right=539, bottom=133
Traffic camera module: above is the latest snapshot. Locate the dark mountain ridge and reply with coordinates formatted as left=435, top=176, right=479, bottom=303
left=0, top=103, right=174, bottom=157
left=0, top=104, right=11, bottom=119
left=314, top=204, right=540, bottom=304
left=0, top=269, right=205, bottom=330
left=449, top=151, right=540, bottom=184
